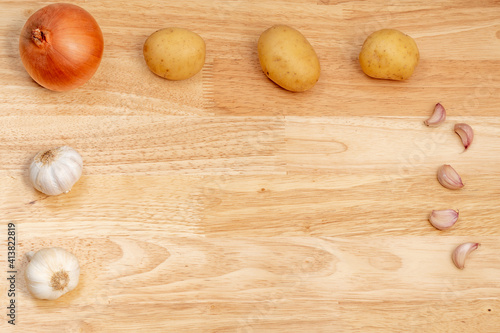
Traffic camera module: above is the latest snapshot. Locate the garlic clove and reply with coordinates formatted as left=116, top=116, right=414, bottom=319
left=437, top=164, right=464, bottom=190
left=29, top=146, right=83, bottom=196
left=454, top=123, right=474, bottom=151
left=452, top=242, right=479, bottom=269
left=424, top=103, right=446, bottom=127
left=429, top=209, right=459, bottom=230
left=25, top=247, right=80, bottom=300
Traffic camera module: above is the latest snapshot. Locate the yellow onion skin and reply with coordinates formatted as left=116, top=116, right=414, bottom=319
left=19, top=3, right=104, bottom=91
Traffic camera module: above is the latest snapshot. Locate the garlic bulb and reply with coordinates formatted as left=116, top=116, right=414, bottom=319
left=25, top=247, right=80, bottom=300
left=29, top=146, right=83, bottom=195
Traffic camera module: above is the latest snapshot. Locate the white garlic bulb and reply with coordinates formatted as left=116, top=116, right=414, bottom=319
left=29, top=146, right=83, bottom=195
left=25, top=247, right=80, bottom=300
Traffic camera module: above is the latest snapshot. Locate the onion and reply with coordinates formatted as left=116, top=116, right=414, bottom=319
left=19, top=3, right=104, bottom=91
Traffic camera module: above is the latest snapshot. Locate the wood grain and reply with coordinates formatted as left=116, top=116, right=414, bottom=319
left=1, top=0, right=500, bottom=332
left=7, top=236, right=500, bottom=332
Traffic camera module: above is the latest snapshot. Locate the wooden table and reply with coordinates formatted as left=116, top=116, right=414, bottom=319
left=1, top=0, right=499, bottom=331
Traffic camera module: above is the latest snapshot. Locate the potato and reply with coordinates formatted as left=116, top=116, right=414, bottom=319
left=258, top=25, right=320, bottom=92
left=359, top=29, right=419, bottom=80
left=143, top=27, right=205, bottom=81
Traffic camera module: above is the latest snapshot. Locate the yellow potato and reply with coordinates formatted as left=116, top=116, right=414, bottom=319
left=359, top=29, right=419, bottom=80
left=258, top=25, right=320, bottom=92
left=143, top=27, right=205, bottom=81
